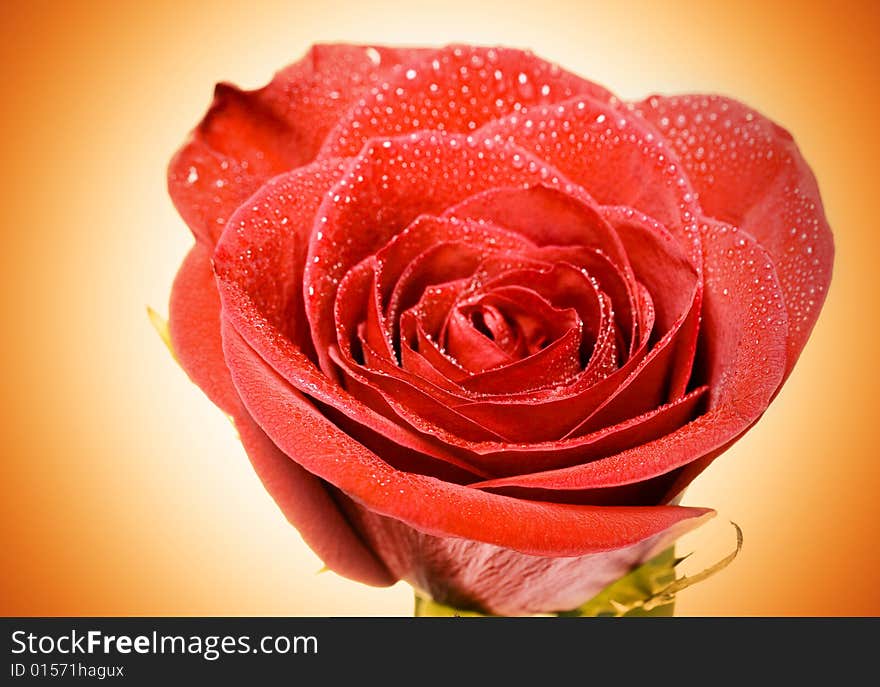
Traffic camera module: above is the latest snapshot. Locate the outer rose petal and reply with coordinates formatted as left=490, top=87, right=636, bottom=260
left=232, top=410, right=395, bottom=587
left=222, top=320, right=711, bottom=560
left=634, top=95, right=834, bottom=376
left=168, top=243, right=394, bottom=586
left=169, top=243, right=240, bottom=416
left=168, top=44, right=427, bottom=245
left=318, top=45, right=616, bottom=160
left=341, top=500, right=706, bottom=615
left=213, top=156, right=350, bottom=355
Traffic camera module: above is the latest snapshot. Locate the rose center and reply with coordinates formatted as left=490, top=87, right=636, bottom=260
left=442, top=286, right=583, bottom=373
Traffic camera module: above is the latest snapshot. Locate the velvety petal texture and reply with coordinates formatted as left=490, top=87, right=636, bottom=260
left=166, top=43, right=833, bottom=614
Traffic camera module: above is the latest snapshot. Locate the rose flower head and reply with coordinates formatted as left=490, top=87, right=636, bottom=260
left=165, top=45, right=833, bottom=615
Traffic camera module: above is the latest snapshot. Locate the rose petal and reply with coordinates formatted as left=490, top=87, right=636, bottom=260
left=336, top=283, right=627, bottom=443
left=466, top=385, right=709, bottom=478
left=432, top=288, right=659, bottom=442
left=447, top=286, right=581, bottom=373
left=318, top=45, right=616, bottom=160
left=478, top=95, right=702, bottom=267
left=373, top=215, right=532, bottom=353
left=222, top=320, right=712, bottom=557
left=315, top=399, right=487, bottom=484
left=453, top=325, right=583, bottom=395
left=304, top=132, right=573, bottom=377
left=214, top=157, right=349, bottom=358
left=168, top=44, right=426, bottom=245
left=302, top=133, right=682, bottom=442
left=169, top=243, right=241, bottom=415
left=342, top=499, right=709, bottom=615
left=593, top=205, right=702, bottom=406
left=444, top=184, right=634, bottom=282
left=634, top=94, right=833, bottom=378
left=331, top=338, right=513, bottom=442
left=471, top=244, right=639, bottom=356
left=213, top=153, right=501, bottom=469
left=470, top=260, right=615, bottom=375
left=167, top=244, right=394, bottom=586
left=400, top=280, right=473, bottom=385
left=460, top=220, right=788, bottom=493
left=220, top=277, right=493, bottom=478
left=233, top=409, right=396, bottom=586
left=604, top=207, right=697, bottom=334
left=336, top=268, right=642, bottom=443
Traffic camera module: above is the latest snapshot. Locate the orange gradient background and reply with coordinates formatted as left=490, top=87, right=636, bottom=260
left=2, top=0, right=878, bottom=616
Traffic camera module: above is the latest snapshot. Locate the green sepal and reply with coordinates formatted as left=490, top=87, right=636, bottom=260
left=147, top=306, right=177, bottom=362
left=414, top=596, right=490, bottom=617
left=561, top=546, right=679, bottom=617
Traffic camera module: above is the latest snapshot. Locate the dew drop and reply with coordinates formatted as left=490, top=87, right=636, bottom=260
left=365, top=47, right=381, bottom=65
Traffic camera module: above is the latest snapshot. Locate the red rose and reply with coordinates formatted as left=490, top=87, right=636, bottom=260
left=166, top=45, right=833, bottom=615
